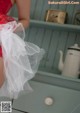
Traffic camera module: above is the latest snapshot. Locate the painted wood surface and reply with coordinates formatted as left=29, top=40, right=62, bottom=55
left=10, top=0, right=80, bottom=75
left=13, top=81, right=80, bottom=113
left=5, top=1, right=80, bottom=113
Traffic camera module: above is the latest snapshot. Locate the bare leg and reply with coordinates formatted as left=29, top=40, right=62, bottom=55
left=0, top=57, right=5, bottom=88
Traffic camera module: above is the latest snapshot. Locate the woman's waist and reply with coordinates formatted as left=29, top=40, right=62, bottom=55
left=0, top=13, right=15, bottom=24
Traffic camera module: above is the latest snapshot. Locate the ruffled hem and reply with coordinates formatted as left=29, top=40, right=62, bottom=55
left=0, top=21, right=45, bottom=99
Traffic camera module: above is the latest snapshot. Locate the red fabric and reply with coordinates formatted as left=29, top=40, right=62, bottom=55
left=0, top=0, right=14, bottom=57
left=0, top=0, right=12, bottom=14
left=0, top=14, right=15, bottom=24
left=0, top=0, right=15, bottom=24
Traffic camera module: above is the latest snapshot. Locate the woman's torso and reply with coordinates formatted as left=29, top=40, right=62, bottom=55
left=0, top=0, right=15, bottom=14
left=0, top=0, right=16, bottom=24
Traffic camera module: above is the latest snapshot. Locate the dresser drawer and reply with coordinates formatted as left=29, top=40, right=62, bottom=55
left=13, top=81, right=80, bottom=113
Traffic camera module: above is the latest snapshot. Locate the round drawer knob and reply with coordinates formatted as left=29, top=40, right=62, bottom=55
left=44, top=97, right=54, bottom=106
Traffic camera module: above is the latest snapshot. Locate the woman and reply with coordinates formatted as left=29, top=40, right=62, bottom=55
left=0, top=0, right=30, bottom=87
left=0, top=0, right=44, bottom=99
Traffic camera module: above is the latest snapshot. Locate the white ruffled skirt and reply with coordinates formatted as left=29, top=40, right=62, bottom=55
left=0, top=21, right=45, bottom=99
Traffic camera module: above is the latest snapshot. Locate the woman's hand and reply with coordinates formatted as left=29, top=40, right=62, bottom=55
left=13, top=22, right=23, bottom=33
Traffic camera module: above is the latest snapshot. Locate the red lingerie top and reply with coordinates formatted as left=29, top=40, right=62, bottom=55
left=0, top=0, right=15, bottom=24
left=0, top=0, right=15, bottom=57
